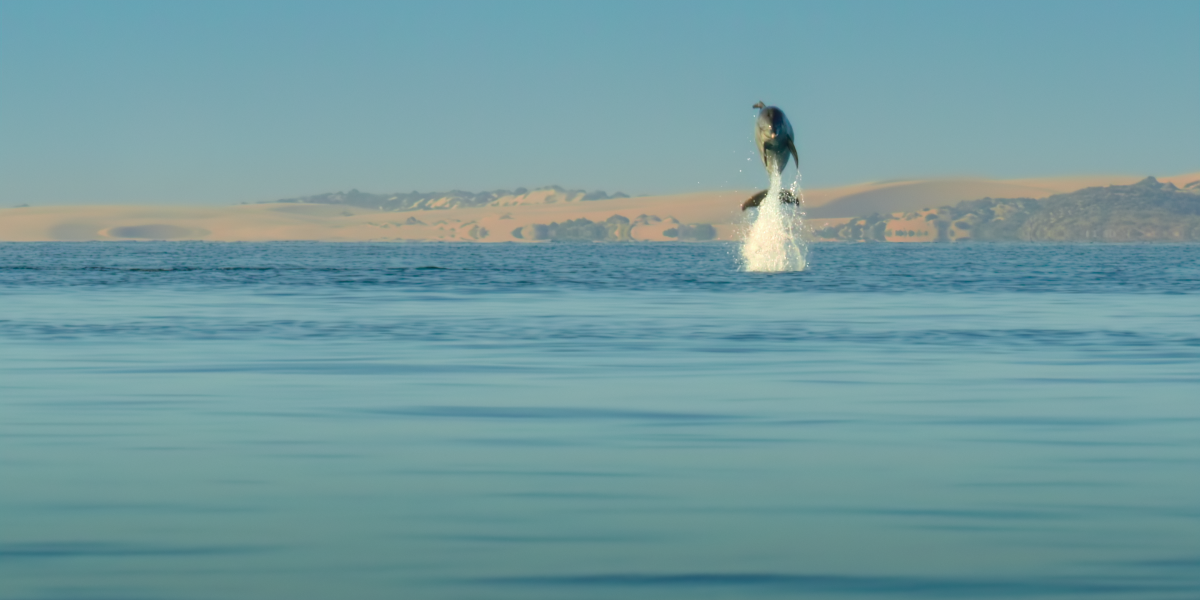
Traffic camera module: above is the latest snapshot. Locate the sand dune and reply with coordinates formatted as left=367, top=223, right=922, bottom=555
left=2, top=173, right=1195, bottom=242
left=0, top=192, right=752, bottom=243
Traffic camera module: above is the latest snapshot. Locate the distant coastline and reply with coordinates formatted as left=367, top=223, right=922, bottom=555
left=1, top=173, right=1197, bottom=243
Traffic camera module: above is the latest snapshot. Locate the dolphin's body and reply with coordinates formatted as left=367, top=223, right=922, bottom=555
left=743, top=102, right=801, bottom=211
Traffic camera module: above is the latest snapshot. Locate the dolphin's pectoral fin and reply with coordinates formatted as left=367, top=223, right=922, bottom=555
left=781, top=189, right=800, bottom=205
left=741, top=190, right=769, bottom=211
left=788, top=140, right=799, bottom=172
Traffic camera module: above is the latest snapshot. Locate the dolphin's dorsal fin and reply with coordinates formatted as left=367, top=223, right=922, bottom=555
left=753, top=101, right=765, bottom=109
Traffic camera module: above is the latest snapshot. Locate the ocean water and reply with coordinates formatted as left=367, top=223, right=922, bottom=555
left=1, top=242, right=1198, bottom=600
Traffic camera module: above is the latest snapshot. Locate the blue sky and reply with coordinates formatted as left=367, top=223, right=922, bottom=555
left=1, top=0, right=1197, bottom=205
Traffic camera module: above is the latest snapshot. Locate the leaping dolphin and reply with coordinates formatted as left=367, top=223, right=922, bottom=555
left=753, top=101, right=798, bottom=177
left=743, top=101, right=801, bottom=211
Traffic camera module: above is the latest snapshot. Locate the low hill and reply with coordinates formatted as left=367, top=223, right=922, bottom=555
left=816, top=177, right=1200, bottom=242
left=803, top=174, right=1200, bottom=218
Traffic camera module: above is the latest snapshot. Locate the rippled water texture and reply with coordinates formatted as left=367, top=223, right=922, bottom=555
left=2, top=242, right=1198, bottom=600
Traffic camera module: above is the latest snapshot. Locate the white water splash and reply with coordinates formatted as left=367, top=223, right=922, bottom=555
left=740, top=170, right=808, bottom=272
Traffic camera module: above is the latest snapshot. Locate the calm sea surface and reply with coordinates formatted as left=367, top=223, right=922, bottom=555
left=1, top=242, right=1198, bottom=600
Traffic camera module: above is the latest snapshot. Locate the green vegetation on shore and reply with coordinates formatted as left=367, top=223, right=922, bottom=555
left=274, top=186, right=629, bottom=212
left=508, top=215, right=717, bottom=242
left=512, top=215, right=633, bottom=242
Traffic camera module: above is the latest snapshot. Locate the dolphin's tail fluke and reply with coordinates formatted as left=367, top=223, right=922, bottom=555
left=741, top=190, right=769, bottom=211
left=741, top=189, right=801, bottom=211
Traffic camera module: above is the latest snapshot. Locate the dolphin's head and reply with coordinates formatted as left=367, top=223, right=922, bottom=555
left=756, top=106, right=788, bottom=141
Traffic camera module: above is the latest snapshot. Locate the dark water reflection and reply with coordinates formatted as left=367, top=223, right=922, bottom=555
left=1, top=243, right=1198, bottom=599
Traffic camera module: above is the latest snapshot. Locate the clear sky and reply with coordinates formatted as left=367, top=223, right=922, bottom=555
left=1, top=0, right=1197, bottom=206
